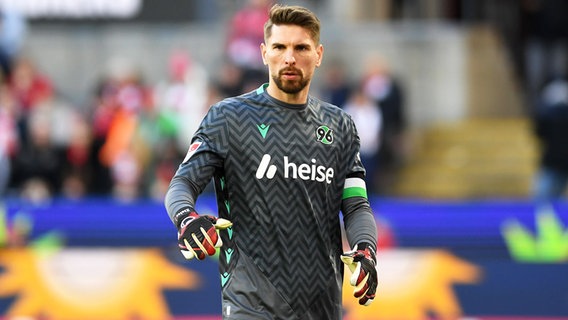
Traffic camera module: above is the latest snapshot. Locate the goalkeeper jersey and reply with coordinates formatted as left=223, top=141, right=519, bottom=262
left=166, top=83, right=377, bottom=319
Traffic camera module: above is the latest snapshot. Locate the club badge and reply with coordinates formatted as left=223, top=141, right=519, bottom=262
left=316, top=125, right=333, bottom=145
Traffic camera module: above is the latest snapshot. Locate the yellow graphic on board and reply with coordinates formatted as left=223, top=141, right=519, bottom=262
left=0, top=248, right=199, bottom=320
left=343, top=249, right=481, bottom=320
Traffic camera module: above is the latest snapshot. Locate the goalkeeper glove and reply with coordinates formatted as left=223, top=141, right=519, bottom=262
left=175, top=208, right=232, bottom=260
left=341, top=242, right=378, bottom=306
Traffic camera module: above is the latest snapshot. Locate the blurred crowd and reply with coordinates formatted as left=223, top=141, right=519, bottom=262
left=0, top=47, right=238, bottom=203
left=319, top=55, right=406, bottom=196
left=0, top=1, right=409, bottom=204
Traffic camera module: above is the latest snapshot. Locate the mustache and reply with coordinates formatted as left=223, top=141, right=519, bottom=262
left=279, top=67, right=302, bottom=76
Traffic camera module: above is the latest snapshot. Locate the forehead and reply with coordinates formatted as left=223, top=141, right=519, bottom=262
left=266, top=24, right=316, bottom=46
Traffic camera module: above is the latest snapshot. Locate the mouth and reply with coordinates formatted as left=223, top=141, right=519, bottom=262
left=280, top=68, right=301, bottom=80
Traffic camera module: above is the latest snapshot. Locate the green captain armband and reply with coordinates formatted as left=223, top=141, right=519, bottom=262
left=342, top=177, right=368, bottom=199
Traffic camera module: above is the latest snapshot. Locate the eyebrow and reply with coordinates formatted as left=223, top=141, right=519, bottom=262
left=271, top=41, right=312, bottom=49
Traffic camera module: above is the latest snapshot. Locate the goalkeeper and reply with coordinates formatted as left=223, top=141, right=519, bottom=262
left=165, top=4, right=378, bottom=319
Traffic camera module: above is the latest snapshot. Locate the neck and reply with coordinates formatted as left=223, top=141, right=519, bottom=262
left=266, top=83, right=310, bottom=105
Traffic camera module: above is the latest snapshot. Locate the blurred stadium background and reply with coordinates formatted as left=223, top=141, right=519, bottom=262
left=1, top=0, right=567, bottom=319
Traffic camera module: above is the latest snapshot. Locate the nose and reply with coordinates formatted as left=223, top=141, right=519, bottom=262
left=284, top=50, right=296, bottom=66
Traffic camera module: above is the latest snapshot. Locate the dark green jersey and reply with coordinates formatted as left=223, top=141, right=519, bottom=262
left=166, top=84, right=377, bottom=319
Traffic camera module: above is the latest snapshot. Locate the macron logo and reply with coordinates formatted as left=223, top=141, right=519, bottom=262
left=255, top=154, right=334, bottom=184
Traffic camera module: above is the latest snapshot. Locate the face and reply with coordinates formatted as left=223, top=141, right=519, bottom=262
left=261, top=24, right=323, bottom=100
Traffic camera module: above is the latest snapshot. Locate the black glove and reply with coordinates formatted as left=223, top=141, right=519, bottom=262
left=175, top=208, right=232, bottom=260
left=341, top=242, right=378, bottom=306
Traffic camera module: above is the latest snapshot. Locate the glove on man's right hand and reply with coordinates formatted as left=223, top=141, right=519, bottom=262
left=176, top=208, right=232, bottom=260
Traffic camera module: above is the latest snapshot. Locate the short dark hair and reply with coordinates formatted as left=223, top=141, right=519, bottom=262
left=264, top=4, right=321, bottom=44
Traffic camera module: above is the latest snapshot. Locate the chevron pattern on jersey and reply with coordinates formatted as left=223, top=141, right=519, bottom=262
left=191, top=89, right=364, bottom=316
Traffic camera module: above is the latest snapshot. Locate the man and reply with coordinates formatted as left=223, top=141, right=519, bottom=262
left=165, top=4, right=378, bottom=319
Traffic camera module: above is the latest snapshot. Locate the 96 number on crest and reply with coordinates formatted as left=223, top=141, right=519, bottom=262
left=316, top=126, right=333, bottom=145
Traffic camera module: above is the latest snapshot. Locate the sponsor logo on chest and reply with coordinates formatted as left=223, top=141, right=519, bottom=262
left=255, top=154, right=334, bottom=184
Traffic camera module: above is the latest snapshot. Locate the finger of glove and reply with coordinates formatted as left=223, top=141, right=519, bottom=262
left=178, top=232, right=214, bottom=260
left=215, top=218, right=233, bottom=229
left=179, top=232, right=205, bottom=260
left=341, top=250, right=365, bottom=264
left=350, top=262, right=368, bottom=287
left=341, top=258, right=357, bottom=274
left=353, top=279, right=370, bottom=299
left=366, top=267, right=378, bottom=297
left=198, top=226, right=220, bottom=256
left=358, top=281, right=377, bottom=306
left=351, top=261, right=377, bottom=299
left=179, top=240, right=205, bottom=260
left=341, top=251, right=361, bottom=274
left=359, top=294, right=375, bottom=306
left=180, top=247, right=196, bottom=260
left=201, top=225, right=225, bottom=249
left=214, top=234, right=223, bottom=248
left=200, top=215, right=233, bottom=230
left=358, top=264, right=378, bottom=306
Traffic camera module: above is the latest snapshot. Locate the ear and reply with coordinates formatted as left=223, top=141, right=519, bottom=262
left=315, top=44, right=324, bottom=67
left=260, top=43, right=268, bottom=65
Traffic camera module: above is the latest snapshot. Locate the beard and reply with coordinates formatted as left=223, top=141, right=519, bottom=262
left=272, top=68, right=310, bottom=94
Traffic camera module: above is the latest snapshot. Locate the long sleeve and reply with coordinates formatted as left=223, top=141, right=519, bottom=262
left=342, top=195, right=378, bottom=250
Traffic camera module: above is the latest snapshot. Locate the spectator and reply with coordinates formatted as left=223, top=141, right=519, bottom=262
left=225, top=0, right=272, bottom=70
left=213, top=59, right=245, bottom=98
left=521, top=0, right=568, bottom=105
left=29, top=86, right=84, bottom=198
left=60, top=116, right=96, bottom=199
left=147, top=137, right=183, bottom=201
left=362, top=55, right=406, bottom=195
left=0, top=84, right=18, bottom=195
left=110, top=140, right=142, bottom=201
left=0, top=146, right=8, bottom=195
left=87, top=76, right=119, bottom=196
left=94, top=62, right=153, bottom=201
left=9, top=57, right=54, bottom=113
left=532, top=76, right=568, bottom=204
left=153, top=50, right=209, bottom=152
left=319, top=58, right=353, bottom=108
left=0, top=9, right=27, bottom=78
left=343, top=87, right=383, bottom=194
left=224, top=0, right=271, bottom=92
left=98, top=105, right=141, bottom=200
left=10, top=107, right=63, bottom=203
left=8, top=57, right=54, bottom=144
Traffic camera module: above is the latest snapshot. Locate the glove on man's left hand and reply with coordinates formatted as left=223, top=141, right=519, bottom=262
left=341, top=242, right=378, bottom=306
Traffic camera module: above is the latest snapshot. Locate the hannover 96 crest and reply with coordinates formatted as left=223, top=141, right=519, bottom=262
left=315, top=125, right=333, bottom=145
